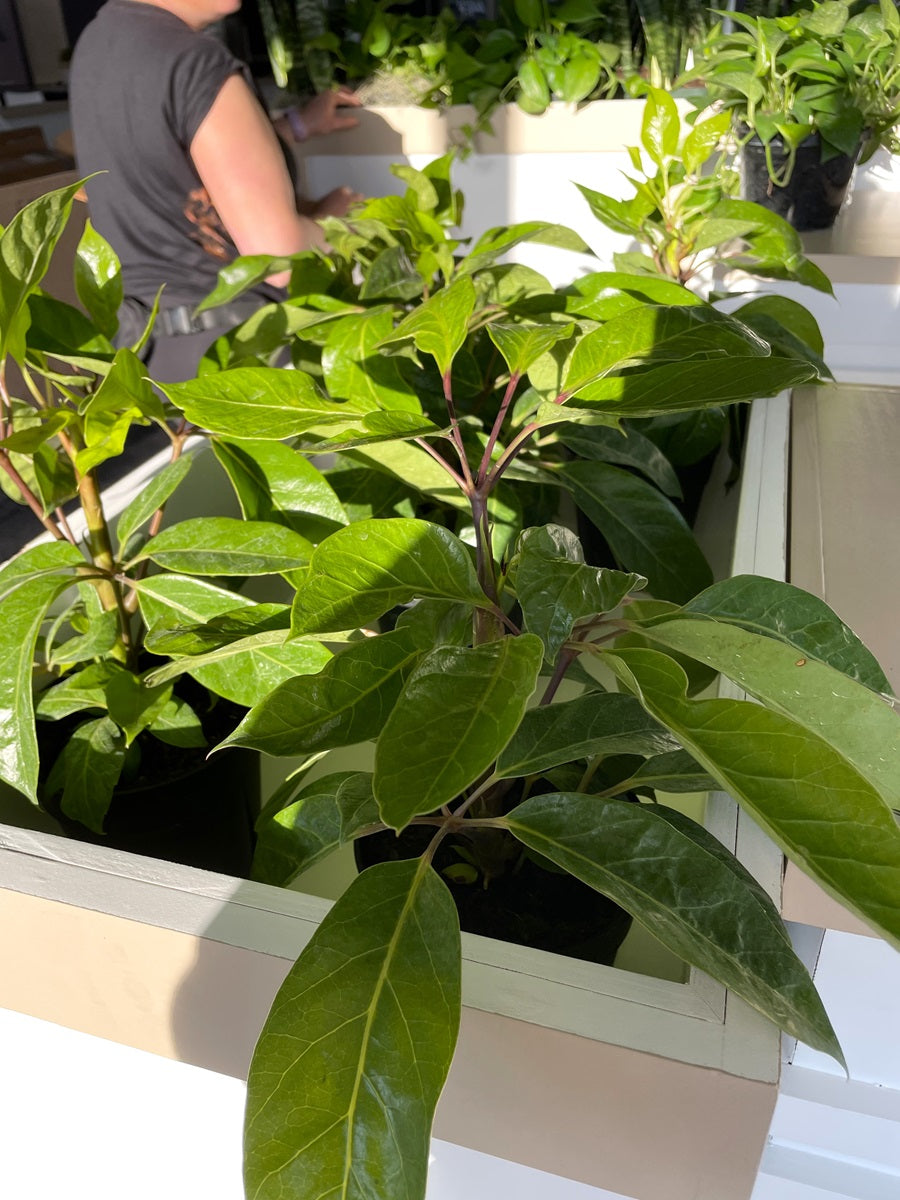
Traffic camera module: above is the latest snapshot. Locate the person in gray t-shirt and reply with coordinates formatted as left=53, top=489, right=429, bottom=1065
left=70, top=0, right=361, bottom=381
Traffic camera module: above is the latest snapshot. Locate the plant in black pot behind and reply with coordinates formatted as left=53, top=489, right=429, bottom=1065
left=150, top=251, right=900, bottom=1198
left=689, top=0, right=900, bottom=229
left=0, top=183, right=352, bottom=872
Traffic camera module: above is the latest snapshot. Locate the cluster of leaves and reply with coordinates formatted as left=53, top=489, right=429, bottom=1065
left=0, top=185, right=343, bottom=831
left=689, top=0, right=900, bottom=183
left=577, top=86, right=834, bottom=299
left=198, top=148, right=832, bottom=606
left=253, top=0, right=715, bottom=119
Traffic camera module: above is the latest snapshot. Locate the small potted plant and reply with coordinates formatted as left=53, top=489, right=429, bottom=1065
left=151, top=248, right=900, bottom=1198
left=0, top=182, right=343, bottom=873
left=689, top=0, right=900, bottom=229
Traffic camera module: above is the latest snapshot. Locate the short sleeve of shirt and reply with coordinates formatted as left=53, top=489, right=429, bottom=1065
left=167, top=34, right=247, bottom=148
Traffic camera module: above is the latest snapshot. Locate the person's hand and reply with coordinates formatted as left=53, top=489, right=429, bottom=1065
left=299, top=87, right=362, bottom=138
left=297, top=186, right=365, bottom=220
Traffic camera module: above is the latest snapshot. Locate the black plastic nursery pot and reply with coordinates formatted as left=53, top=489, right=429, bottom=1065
left=355, top=809, right=634, bottom=966
left=37, top=702, right=260, bottom=878
left=739, top=131, right=861, bottom=232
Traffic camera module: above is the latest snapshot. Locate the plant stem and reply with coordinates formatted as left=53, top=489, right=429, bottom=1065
left=413, top=436, right=466, bottom=490
left=540, top=646, right=577, bottom=706
left=485, top=420, right=541, bottom=490
left=442, top=371, right=474, bottom=491
left=0, top=451, right=66, bottom=540
left=77, top=468, right=131, bottom=661
left=477, top=370, right=519, bottom=484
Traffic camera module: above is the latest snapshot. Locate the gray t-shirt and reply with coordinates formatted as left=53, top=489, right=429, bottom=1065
left=70, top=1, right=261, bottom=309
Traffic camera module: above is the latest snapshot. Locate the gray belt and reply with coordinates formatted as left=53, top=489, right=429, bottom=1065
left=156, top=301, right=260, bottom=337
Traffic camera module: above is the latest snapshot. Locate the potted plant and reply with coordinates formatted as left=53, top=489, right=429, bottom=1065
left=0, top=181, right=346, bottom=873
left=148, top=249, right=900, bottom=1197
left=689, top=0, right=900, bottom=229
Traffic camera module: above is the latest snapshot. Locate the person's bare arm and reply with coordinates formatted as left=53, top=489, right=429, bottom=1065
left=190, top=73, right=324, bottom=287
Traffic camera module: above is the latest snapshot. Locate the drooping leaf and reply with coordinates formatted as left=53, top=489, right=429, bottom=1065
left=222, top=630, right=422, bottom=758
left=148, top=697, right=207, bottom=749
left=513, top=524, right=644, bottom=659
left=104, top=672, right=172, bottom=747
left=606, top=647, right=900, bottom=950
left=134, top=517, right=313, bottom=575
left=44, top=715, right=126, bottom=834
left=291, top=519, right=488, bottom=636
left=244, top=859, right=460, bottom=1200
left=675, top=576, right=891, bottom=694
left=252, top=771, right=381, bottom=885
left=496, top=690, right=677, bottom=778
left=0, top=541, right=84, bottom=799
left=559, top=460, right=712, bottom=604
left=375, top=635, right=544, bottom=829
left=35, top=661, right=121, bottom=721
left=505, top=791, right=843, bottom=1062
left=558, top=422, right=682, bottom=498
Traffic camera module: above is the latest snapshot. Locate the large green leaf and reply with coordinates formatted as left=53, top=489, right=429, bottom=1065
left=322, top=308, right=420, bottom=411
left=563, top=270, right=705, bottom=320
left=160, top=368, right=371, bottom=439
left=212, top=439, right=347, bottom=538
left=641, top=85, right=680, bottom=163
left=374, top=635, right=544, bottom=829
left=291, top=518, right=488, bottom=636
left=635, top=617, right=900, bottom=811
left=674, top=575, right=891, bottom=694
left=559, top=460, right=712, bottom=604
left=505, top=792, right=843, bottom=1062
left=513, top=524, right=644, bottom=660
left=565, top=355, right=815, bottom=418
left=134, top=517, right=312, bottom=575
left=43, top=715, right=126, bottom=834
left=496, top=690, right=677, bottom=778
left=244, top=859, right=460, bottom=1200
left=103, top=672, right=171, bottom=748
left=0, top=541, right=83, bottom=799
left=222, top=630, right=422, bottom=757
left=459, top=221, right=591, bottom=275
left=252, top=771, right=381, bottom=886
left=0, top=178, right=86, bottom=360
left=487, top=322, right=574, bottom=377
left=606, top=647, right=900, bottom=950
left=560, top=306, right=767, bottom=400
left=135, top=575, right=329, bottom=708
left=379, top=276, right=475, bottom=376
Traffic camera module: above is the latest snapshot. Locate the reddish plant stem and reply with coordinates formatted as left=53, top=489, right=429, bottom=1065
left=443, top=371, right=473, bottom=492
left=413, top=436, right=466, bottom=490
left=477, top=370, right=520, bottom=484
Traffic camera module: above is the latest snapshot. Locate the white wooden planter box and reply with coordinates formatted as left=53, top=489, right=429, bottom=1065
left=0, top=396, right=795, bottom=1200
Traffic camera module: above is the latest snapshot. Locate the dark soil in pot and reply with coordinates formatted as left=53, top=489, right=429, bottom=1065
left=355, top=796, right=634, bottom=967
left=740, top=130, right=861, bottom=231
left=37, top=684, right=259, bottom=877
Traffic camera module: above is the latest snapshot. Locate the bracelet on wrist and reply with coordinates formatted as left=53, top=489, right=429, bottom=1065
left=286, top=107, right=309, bottom=143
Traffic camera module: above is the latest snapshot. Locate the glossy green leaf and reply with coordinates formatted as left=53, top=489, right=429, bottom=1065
left=145, top=603, right=291, bottom=656
left=160, top=368, right=371, bottom=439
left=558, top=422, right=682, bottom=497
left=675, top=575, right=891, bottom=693
left=0, top=177, right=86, bottom=360
left=561, top=306, right=767, bottom=400
left=682, top=110, right=731, bottom=173
left=322, top=308, right=420, bottom=411
left=252, top=771, right=380, bottom=886
left=135, top=517, right=312, bottom=575
left=379, top=277, right=475, bottom=376
left=460, top=221, right=590, bottom=275
left=635, top=617, right=900, bottom=811
left=559, top=460, right=712, bottom=604
left=148, top=697, right=207, bottom=748
left=513, top=524, right=644, bottom=659
left=641, top=86, right=680, bottom=163
left=222, top=630, right=422, bottom=757
left=212, top=439, right=347, bottom=537
left=35, top=661, right=120, bottom=721
left=49, top=610, right=119, bottom=667
left=135, top=575, right=330, bottom=708
left=575, top=184, right=638, bottom=237
left=625, top=749, right=717, bottom=795
left=567, top=355, right=816, bottom=418
left=496, top=690, right=677, bottom=778
left=487, top=321, right=574, bottom=377
left=291, top=519, right=488, bottom=636
left=345, top=440, right=468, bottom=512
left=196, top=254, right=293, bottom=313
left=563, top=270, right=705, bottom=320
left=244, top=859, right=460, bottom=1200
left=115, top=453, right=193, bottom=554
left=505, top=791, right=843, bottom=1061
left=607, top=647, right=900, bottom=950
left=375, top=635, right=544, bottom=829
left=44, top=715, right=126, bottom=834
left=0, top=410, right=71, bottom=454
left=74, top=219, right=123, bottom=339
left=0, top=541, right=83, bottom=799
